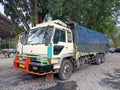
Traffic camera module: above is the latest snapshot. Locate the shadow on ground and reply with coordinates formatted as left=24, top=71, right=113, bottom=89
left=0, top=68, right=78, bottom=90
left=40, top=81, right=77, bottom=90
left=99, top=69, right=120, bottom=89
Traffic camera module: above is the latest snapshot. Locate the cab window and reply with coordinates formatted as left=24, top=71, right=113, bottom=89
left=53, top=29, right=66, bottom=44
left=67, top=31, right=72, bottom=42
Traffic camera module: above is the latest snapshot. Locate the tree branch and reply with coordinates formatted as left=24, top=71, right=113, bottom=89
left=9, top=0, right=30, bottom=31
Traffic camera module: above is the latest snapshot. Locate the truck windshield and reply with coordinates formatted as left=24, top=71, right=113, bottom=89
left=27, top=26, right=53, bottom=45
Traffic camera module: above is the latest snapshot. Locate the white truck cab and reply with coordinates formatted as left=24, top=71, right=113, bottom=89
left=15, top=20, right=74, bottom=80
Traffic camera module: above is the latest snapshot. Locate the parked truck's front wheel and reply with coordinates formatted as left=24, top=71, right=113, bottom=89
left=58, top=60, right=73, bottom=80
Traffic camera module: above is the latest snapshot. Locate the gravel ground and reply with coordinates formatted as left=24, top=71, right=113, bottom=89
left=0, top=53, right=120, bottom=90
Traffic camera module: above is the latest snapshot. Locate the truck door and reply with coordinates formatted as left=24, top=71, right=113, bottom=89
left=53, top=29, right=68, bottom=57
left=66, top=31, right=74, bottom=54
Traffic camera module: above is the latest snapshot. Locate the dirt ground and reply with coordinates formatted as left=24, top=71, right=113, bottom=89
left=0, top=53, right=120, bottom=90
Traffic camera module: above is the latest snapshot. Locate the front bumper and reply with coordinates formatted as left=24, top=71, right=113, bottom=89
left=14, top=55, right=53, bottom=75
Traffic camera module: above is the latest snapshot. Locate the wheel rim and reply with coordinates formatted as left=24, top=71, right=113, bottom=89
left=98, top=57, right=101, bottom=63
left=101, top=55, right=105, bottom=63
left=63, top=63, right=72, bottom=79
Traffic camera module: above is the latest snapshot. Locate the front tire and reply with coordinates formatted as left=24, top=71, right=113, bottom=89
left=58, top=60, right=73, bottom=80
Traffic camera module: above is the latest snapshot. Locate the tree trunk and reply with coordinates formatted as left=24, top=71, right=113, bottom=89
left=34, top=0, right=39, bottom=26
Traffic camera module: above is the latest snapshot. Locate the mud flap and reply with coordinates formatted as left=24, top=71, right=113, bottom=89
left=46, top=73, right=54, bottom=81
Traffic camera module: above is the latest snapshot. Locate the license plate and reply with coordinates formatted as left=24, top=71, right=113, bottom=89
left=32, top=66, right=38, bottom=71
left=19, top=64, right=25, bottom=69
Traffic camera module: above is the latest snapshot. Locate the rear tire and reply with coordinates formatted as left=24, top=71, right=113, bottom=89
left=58, top=60, right=73, bottom=80
left=95, top=54, right=102, bottom=65
left=101, top=54, right=105, bottom=63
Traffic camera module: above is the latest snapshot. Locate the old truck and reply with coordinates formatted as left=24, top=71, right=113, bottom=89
left=14, top=20, right=109, bottom=80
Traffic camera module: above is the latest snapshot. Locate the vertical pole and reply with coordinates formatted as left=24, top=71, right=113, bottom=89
left=0, top=37, right=2, bottom=53
left=8, top=36, right=10, bottom=49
